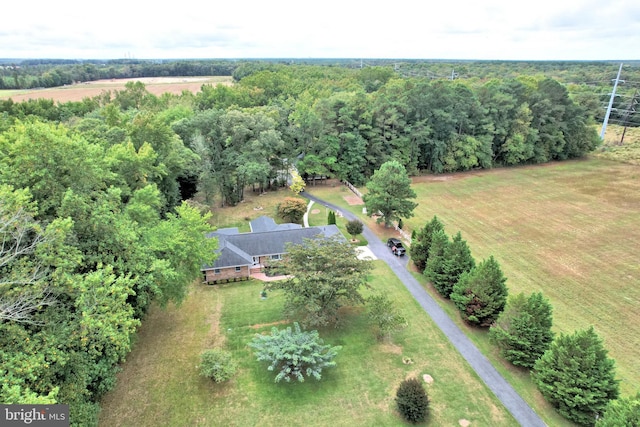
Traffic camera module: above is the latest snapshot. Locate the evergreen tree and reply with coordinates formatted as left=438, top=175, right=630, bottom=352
left=396, top=377, right=430, bottom=424
left=327, top=210, right=336, bottom=225
left=410, top=216, right=444, bottom=272
left=439, top=231, right=475, bottom=298
left=451, top=255, right=508, bottom=327
left=489, top=292, right=554, bottom=368
left=532, top=327, right=619, bottom=426
left=423, top=229, right=450, bottom=296
left=596, top=392, right=640, bottom=427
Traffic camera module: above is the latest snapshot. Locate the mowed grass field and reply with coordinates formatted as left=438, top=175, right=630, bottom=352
left=99, top=262, right=518, bottom=427
left=312, top=158, right=640, bottom=398
left=0, top=76, right=233, bottom=103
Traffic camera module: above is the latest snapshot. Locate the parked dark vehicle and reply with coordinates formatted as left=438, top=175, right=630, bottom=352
left=387, top=238, right=406, bottom=256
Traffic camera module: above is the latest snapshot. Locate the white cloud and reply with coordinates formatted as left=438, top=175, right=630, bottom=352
left=1, top=0, right=637, bottom=59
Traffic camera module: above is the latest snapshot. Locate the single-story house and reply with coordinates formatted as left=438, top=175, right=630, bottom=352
left=202, top=216, right=343, bottom=284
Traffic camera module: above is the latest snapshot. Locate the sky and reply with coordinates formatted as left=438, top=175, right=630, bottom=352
left=2, top=0, right=639, bottom=60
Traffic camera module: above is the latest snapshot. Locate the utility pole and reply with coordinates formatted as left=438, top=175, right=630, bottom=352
left=601, top=63, right=624, bottom=140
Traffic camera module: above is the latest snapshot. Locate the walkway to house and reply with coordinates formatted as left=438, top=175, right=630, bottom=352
left=303, top=199, right=314, bottom=227
left=302, top=192, right=546, bottom=427
left=250, top=271, right=292, bottom=282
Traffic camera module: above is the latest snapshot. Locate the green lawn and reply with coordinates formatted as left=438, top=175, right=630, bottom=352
left=99, top=262, right=517, bottom=426
left=308, top=158, right=640, bottom=402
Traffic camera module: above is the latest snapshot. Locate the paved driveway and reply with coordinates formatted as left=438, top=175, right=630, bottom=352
left=303, top=192, right=546, bottom=427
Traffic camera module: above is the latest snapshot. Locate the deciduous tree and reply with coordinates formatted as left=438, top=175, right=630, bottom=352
left=249, top=322, right=340, bottom=383
left=366, top=293, right=407, bottom=341
left=363, top=160, right=417, bottom=227
left=269, top=236, right=371, bottom=327
left=345, top=219, right=363, bottom=240
left=277, top=197, right=307, bottom=224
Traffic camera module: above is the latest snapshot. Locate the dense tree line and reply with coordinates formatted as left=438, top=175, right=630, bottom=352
left=0, top=108, right=216, bottom=424
left=0, top=59, right=237, bottom=90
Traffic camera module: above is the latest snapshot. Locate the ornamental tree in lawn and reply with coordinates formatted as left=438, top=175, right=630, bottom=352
left=289, top=169, right=306, bottom=195
left=451, top=255, right=508, bottom=327
left=363, top=160, right=417, bottom=227
left=278, top=197, right=307, bottom=224
left=199, top=349, right=237, bottom=383
left=345, top=219, right=363, bottom=240
left=532, top=326, right=619, bottom=426
left=396, top=377, right=430, bottom=424
left=410, top=215, right=445, bottom=272
left=366, top=292, right=407, bottom=341
left=268, top=235, right=372, bottom=327
left=249, top=322, right=341, bottom=383
left=489, top=292, right=554, bottom=368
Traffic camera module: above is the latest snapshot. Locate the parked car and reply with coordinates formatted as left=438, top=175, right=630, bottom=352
left=387, top=238, right=406, bottom=256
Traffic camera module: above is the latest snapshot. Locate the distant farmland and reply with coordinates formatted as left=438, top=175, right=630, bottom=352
left=0, top=76, right=233, bottom=103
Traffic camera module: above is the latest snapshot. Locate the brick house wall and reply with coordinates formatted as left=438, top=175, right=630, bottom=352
left=204, top=265, right=250, bottom=283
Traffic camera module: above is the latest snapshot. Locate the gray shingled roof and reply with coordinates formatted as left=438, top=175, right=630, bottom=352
left=250, top=216, right=302, bottom=232
left=202, top=219, right=344, bottom=270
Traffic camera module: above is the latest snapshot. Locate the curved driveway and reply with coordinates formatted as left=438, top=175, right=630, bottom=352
left=303, top=192, right=546, bottom=427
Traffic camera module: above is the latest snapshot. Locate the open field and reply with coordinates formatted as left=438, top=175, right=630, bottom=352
left=309, top=158, right=640, bottom=399
left=0, top=76, right=233, bottom=103
left=99, top=263, right=519, bottom=426
left=595, top=124, right=640, bottom=165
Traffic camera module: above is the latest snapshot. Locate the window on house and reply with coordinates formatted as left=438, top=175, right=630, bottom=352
left=270, top=254, right=281, bottom=260
left=235, top=266, right=241, bottom=272
left=214, top=269, right=221, bottom=274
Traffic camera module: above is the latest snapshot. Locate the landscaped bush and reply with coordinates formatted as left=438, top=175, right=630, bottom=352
left=249, top=322, right=341, bottom=382
left=199, top=349, right=237, bottom=383
left=396, top=377, right=429, bottom=424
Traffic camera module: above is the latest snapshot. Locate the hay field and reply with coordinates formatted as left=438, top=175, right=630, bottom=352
left=405, top=158, right=640, bottom=396
left=0, top=76, right=233, bottom=103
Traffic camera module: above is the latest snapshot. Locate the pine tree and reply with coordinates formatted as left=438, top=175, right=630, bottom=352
left=396, top=378, right=429, bottom=424
left=439, top=231, right=475, bottom=298
left=410, top=216, right=444, bottom=272
left=489, top=292, right=554, bottom=368
left=596, top=392, right=640, bottom=427
left=423, top=229, right=449, bottom=295
left=451, top=255, right=508, bottom=327
left=532, top=327, right=619, bottom=426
